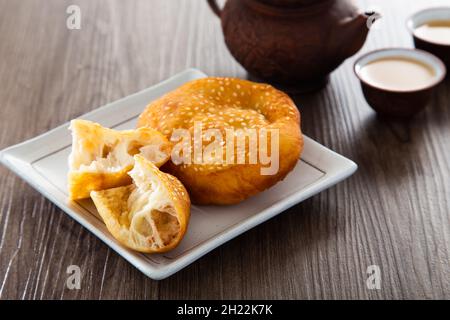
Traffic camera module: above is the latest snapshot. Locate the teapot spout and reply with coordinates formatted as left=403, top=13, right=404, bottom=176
left=341, top=11, right=381, bottom=58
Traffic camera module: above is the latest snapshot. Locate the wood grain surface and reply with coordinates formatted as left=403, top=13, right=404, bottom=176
left=0, top=0, right=449, bottom=300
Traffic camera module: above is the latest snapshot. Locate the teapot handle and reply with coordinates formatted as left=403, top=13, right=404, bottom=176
left=207, top=0, right=222, bottom=18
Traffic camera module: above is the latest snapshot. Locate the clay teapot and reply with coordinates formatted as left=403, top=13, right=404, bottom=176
left=207, top=0, right=379, bottom=91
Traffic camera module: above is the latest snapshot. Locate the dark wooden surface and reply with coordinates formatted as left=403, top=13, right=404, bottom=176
left=0, top=0, right=449, bottom=300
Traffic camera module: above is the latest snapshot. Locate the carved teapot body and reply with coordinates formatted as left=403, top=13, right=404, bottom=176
left=208, top=0, right=377, bottom=90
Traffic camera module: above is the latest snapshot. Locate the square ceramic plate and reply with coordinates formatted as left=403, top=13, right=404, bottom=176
left=0, top=69, right=357, bottom=280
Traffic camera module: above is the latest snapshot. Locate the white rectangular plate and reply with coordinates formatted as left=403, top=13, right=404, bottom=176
left=0, top=69, right=357, bottom=280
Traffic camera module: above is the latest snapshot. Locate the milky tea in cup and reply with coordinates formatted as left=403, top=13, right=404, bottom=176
left=359, top=56, right=436, bottom=91
left=413, top=20, right=450, bottom=46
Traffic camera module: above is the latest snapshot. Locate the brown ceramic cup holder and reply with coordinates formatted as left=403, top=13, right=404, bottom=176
left=354, top=48, right=446, bottom=118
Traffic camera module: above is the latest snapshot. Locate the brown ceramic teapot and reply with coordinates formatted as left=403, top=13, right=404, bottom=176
left=208, top=0, right=379, bottom=91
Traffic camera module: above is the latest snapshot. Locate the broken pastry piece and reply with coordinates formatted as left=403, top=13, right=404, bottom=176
left=68, top=119, right=171, bottom=200
left=91, top=155, right=190, bottom=253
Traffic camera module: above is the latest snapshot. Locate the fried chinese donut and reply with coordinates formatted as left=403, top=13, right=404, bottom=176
left=68, top=119, right=171, bottom=200
left=138, top=77, right=303, bottom=205
left=91, top=155, right=190, bottom=253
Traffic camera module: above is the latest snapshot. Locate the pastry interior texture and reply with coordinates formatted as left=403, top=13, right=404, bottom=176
left=138, top=77, right=303, bottom=205
left=90, top=155, right=190, bottom=253
left=68, top=119, right=171, bottom=200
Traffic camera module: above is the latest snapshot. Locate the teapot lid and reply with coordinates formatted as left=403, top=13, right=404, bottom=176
left=257, top=0, right=324, bottom=7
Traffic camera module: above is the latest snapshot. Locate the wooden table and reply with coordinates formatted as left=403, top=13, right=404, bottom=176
left=0, top=0, right=449, bottom=300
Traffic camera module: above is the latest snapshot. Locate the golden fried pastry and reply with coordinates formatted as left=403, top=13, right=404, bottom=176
left=68, top=119, right=171, bottom=200
left=138, top=77, right=303, bottom=205
left=91, top=155, right=190, bottom=253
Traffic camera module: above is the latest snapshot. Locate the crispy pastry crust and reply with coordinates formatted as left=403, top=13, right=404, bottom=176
left=138, top=77, right=303, bottom=205
left=68, top=120, right=171, bottom=200
left=91, top=156, right=190, bottom=253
